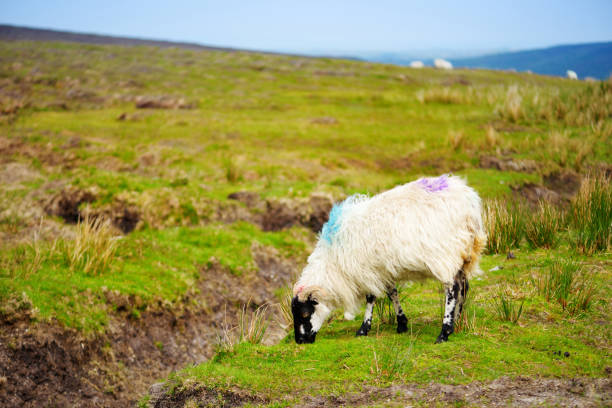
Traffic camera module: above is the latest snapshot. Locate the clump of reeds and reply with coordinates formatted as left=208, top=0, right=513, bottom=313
left=497, top=85, right=524, bottom=123
left=416, top=87, right=470, bottom=105
left=448, top=129, right=466, bottom=151
left=484, top=200, right=525, bottom=254
left=532, top=260, right=597, bottom=315
left=238, top=302, right=270, bottom=344
left=222, top=155, right=243, bottom=183
left=215, top=301, right=271, bottom=354
left=483, top=124, right=500, bottom=150
left=569, top=174, right=611, bottom=255
left=525, top=201, right=562, bottom=249
left=492, top=287, right=524, bottom=324
left=276, top=290, right=293, bottom=332
left=454, top=291, right=478, bottom=334
left=60, top=216, right=118, bottom=275
left=374, top=296, right=396, bottom=326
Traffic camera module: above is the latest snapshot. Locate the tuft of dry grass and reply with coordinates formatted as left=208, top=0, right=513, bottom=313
left=60, top=216, right=119, bottom=275
left=238, top=302, right=270, bottom=344
left=483, top=124, right=500, bottom=150
left=448, top=129, right=466, bottom=151
left=215, top=301, right=271, bottom=353
left=276, top=290, right=293, bottom=332
left=525, top=201, right=562, bottom=249
left=569, top=174, right=611, bottom=254
left=484, top=200, right=525, bottom=254
left=497, top=85, right=523, bottom=123
left=416, top=87, right=472, bottom=105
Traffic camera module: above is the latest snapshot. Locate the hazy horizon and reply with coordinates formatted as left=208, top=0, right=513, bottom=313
left=1, top=0, right=612, bottom=57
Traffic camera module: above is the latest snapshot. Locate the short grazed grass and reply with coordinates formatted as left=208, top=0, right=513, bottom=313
left=160, top=248, right=610, bottom=403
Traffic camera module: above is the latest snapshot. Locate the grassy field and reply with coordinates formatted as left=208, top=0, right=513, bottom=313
left=0, top=40, right=610, bottom=406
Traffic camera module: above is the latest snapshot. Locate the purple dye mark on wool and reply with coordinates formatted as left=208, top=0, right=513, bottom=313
left=417, top=175, right=449, bottom=192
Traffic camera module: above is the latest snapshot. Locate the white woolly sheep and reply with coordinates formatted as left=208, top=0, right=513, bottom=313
left=433, top=58, right=453, bottom=70
left=410, top=61, right=424, bottom=69
left=566, top=70, right=578, bottom=80
left=292, top=175, right=486, bottom=344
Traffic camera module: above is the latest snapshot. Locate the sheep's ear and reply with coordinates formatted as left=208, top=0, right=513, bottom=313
left=295, top=285, right=328, bottom=303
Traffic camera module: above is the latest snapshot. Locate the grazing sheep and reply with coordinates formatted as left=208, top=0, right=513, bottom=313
left=410, top=61, right=424, bottom=69
left=292, top=175, right=486, bottom=344
left=434, top=58, right=453, bottom=70
left=566, top=70, right=578, bottom=80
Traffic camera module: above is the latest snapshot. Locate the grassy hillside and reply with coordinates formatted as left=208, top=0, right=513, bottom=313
left=0, top=40, right=610, bottom=407
left=452, top=42, right=612, bottom=80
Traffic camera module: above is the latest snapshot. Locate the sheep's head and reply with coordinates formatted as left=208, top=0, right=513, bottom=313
left=291, top=285, right=331, bottom=344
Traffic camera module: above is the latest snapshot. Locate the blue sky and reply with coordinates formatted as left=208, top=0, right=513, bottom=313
left=1, top=1, right=611, bottom=54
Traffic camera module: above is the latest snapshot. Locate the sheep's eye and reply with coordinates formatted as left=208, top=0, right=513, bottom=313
left=302, top=312, right=310, bottom=318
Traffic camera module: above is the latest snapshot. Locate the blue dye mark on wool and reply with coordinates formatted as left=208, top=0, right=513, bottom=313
left=321, top=202, right=344, bottom=243
left=320, top=194, right=366, bottom=244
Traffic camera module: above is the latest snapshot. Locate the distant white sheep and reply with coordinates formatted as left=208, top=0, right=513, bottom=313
left=292, top=175, right=486, bottom=344
left=566, top=70, right=578, bottom=80
left=410, top=60, right=424, bottom=69
left=434, top=58, right=453, bottom=70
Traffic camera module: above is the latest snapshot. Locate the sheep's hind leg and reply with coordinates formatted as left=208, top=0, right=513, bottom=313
left=356, top=295, right=376, bottom=336
left=435, top=280, right=460, bottom=343
left=454, top=270, right=469, bottom=322
left=435, top=270, right=468, bottom=343
left=387, top=287, right=408, bottom=333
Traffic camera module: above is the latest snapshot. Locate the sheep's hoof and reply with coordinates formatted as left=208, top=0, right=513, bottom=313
left=397, top=315, right=408, bottom=333
left=435, top=334, right=448, bottom=344
left=356, top=325, right=369, bottom=336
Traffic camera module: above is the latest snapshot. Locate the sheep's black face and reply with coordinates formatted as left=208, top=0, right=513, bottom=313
left=292, top=296, right=318, bottom=344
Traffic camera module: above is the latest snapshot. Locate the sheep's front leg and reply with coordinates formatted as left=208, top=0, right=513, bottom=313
left=387, top=287, right=408, bottom=333
left=356, top=294, right=375, bottom=336
left=435, top=280, right=460, bottom=343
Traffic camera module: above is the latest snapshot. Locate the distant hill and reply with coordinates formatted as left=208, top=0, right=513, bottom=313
left=452, top=42, right=612, bottom=80
left=2, top=25, right=610, bottom=80
left=0, top=24, right=232, bottom=52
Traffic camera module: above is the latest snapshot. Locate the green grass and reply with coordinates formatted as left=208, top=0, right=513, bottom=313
left=163, top=248, right=610, bottom=402
left=0, top=223, right=306, bottom=333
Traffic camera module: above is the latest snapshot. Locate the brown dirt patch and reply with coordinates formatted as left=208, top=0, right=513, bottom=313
left=44, top=187, right=142, bottom=233
left=513, top=183, right=563, bottom=206
left=44, top=186, right=98, bottom=223
left=0, top=136, right=78, bottom=169
left=513, top=170, right=583, bottom=207
left=488, top=120, right=538, bottom=133
left=0, top=245, right=297, bottom=408
left=134, top=95, right=195, bottom=109
left=0, top=162, right=41, bottom=185
left=480, top=155, right=538, bottom=173
left=261, top=194, right=333, bottom=233
left=83, top=199, right=142, bottom=234
left=544, top=169, right=582, bottom=200
left=310, top=116, right=338, bottom=125
left=297, top=377, right=611, bottom=407
left=225, top=192, right=333, bottom=234
left=148, top=384, right=262, bottom=408
left=442, top=76, right=472, bottom=86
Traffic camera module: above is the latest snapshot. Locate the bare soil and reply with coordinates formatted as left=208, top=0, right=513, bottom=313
left=303, top=377, right=612, bottom=407
left=0, top=245, right=298, bottom=407
left=147, top=376, right=611, bottom=407
left=513, top=169, right=583, bottom=207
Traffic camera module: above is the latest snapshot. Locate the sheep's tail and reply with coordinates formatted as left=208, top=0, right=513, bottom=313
left=463, top=213, right=487, bottom=279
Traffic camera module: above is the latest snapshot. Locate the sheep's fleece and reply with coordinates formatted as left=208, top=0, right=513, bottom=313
left=294, top=175, right=485, bottom=318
